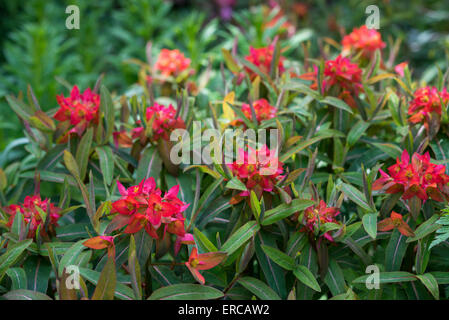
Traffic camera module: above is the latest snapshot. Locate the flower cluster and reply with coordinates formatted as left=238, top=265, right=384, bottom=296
left=114, top=102, right=186, bottom=147
left=244, top=45, right=285, bottom=80
left=297, top=200, right=340, bottom=241
left=231, top=99, right=277, bottom=127
left=53, top=85, right=100, bottom=140
left=373, top=149, right=449, bottom=202
left=4, top=195, right=61, bottom=239
left=300, top=55, right=363, bottom=108
left=154, top=49, right=191, bottom=78
left=227, top=145, right=284, bottom=202
left=342, top=25, right=386, bottom=58
left=408, top=86, right=449, bottom=129
left=110, top=178, right=189, bottom=240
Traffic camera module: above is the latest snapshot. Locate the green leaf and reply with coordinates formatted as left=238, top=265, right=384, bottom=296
left=261, top=245, right=295, bottom=270
left=24, top=256, right=51, bottom=293
left=194, top=228, right=218, bottom=253
left=3, top=289, right=52, bottom=300
left=128, top=235, right=142, bottom=300
left=91, top=254, right=117, bottom=300
left=362, top=213, right=377, bottom=239
left=96, top=146, right=115, bottom=186
left=225, top=177, right=248, bottom=192
left=222, top=48, right=240, bottom=73
left=237, top=277, right=281, bottom=300
left=324, top=259, right=346, bottom=296
left=320, top=96, right=353, bottom=114
left=148, top=284, right=224, bottom=300
left=0, top=239, right=33, bottom=280
left=385, top=229, right=409, bottom=271
left=6, top=268, right=27, bottom=290
left=347, top=120, right=370, bottom=146
left=293, top=265, right=321, bottom=292
left=371, top=142, right=402, bottom=159
left=79, top=267, right=134, bottom=300
left=340, top=183, right=372, bottom=211
left=58, top=240, right=88, bottom=277
left=353, top=271, right=417, bottom=284
left=262, top=199, right=314, bottom=225
left=100, top=85, right=115, bottom=144
left=221, top=221, right=260, bottom=255
left=254, top=231, right=286, bottom=299
left=406, top=214, right=440, bottom=243
left=280, top=136, right=329, bottom=162
left=75, top=127, right=93, bottom=181
left=416, top=273, right=439, bottom=300
left=135, top=146, right=162, bottom=183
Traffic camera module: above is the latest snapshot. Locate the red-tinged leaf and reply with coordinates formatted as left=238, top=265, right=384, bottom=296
left=186, top=263, right=205, bottom=285
left=196, top=252, right=227, bottom=270
left=83, top=236, right=113, bottom=250
left=398, top=222, right=415, bottom=237
left=377, top=218, right=394, bottom=231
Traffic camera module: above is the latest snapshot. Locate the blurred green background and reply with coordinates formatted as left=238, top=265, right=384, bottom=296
left=0, top=0, right=448, bottom=151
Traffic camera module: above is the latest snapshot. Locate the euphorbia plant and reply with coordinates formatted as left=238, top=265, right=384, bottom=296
left=2, top=2, right=449, bottom=302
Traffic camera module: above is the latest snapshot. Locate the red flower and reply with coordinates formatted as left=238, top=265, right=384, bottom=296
left=154, top=49, right=191, bottom=78
left=299, top=55, right=363, bottom=108
left=113, top=103, right=185, bottom=147
left=373, top=149, right=449, bottom=202
left=185, top=247, right=227, bottom=285
left=244, top=45, right=285, bottom=80
left=110, top=178, right=189, bottom=240
left=298, top=200, right=340, bottom=241
left=53, top=85, right=100, bottom=139
left=408, top=86, right=449, bottom=130
left=394, top=62, right=408, bottom=77
left=4, top=195, right=61, bottom=239
left=227, top=145, right=284, bottom=202
left=377, top=211, right=415, bottom=237
left=342, top=25, right=386, bottom=58
left=231, top=99, right=277, bottom=127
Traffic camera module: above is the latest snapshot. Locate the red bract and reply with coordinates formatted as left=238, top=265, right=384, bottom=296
left=394, top=62, right=408, bottom=77
left=227, top=145, right=284, bottom=202
left=4, top=195, right=61, bottom=239
left=408, top=86, right=449, bottom=129
left=114, top=103, right=185, bottom=147
left=298, top=200, right=340, bottom=241
left=299, top=55, right=363, bottom=108
left=154, top=49, right=191, bottom=78
left=244, top=45, right=285, bottom=80
left=185, top=247, right=226, bottom=285
left=231, top=99, right=277, bottom=127
left=110, top=178, right=189, bottom=240
left=373, top=149, right=449, bottom=202
left=53, top=85, right=100, bottom=139
left=342, top=25, right=386, bottom=58
left=377, top=211, right=415, bottom=237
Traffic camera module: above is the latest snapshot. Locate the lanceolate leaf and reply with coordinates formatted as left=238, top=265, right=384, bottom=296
left=91, top=255, right=117, bottom=300
left=385, top=229, right=409, bottom=272
left=237, top=277, right=281, bottom=300
left=135, top=146, right=162, bottom=183
left=262, top=199, right=314, bottom=226
left=148, top=284, right=224, bottom=300
left=261, top=244, right=295, bottom=271
left=96, top=146, right=115, bottom=186
left=255, top=231, right=287, bottom=299
left=324, top=259, right=346, bottom=296
left=221, top=221, right=260, bottom=255
left=293, top=266, right=321, bottom=292
left=416, top=273, right=439, bottom=300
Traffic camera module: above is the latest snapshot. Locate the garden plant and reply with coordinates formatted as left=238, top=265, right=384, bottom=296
left=1, top=0, right=449, bottom=301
